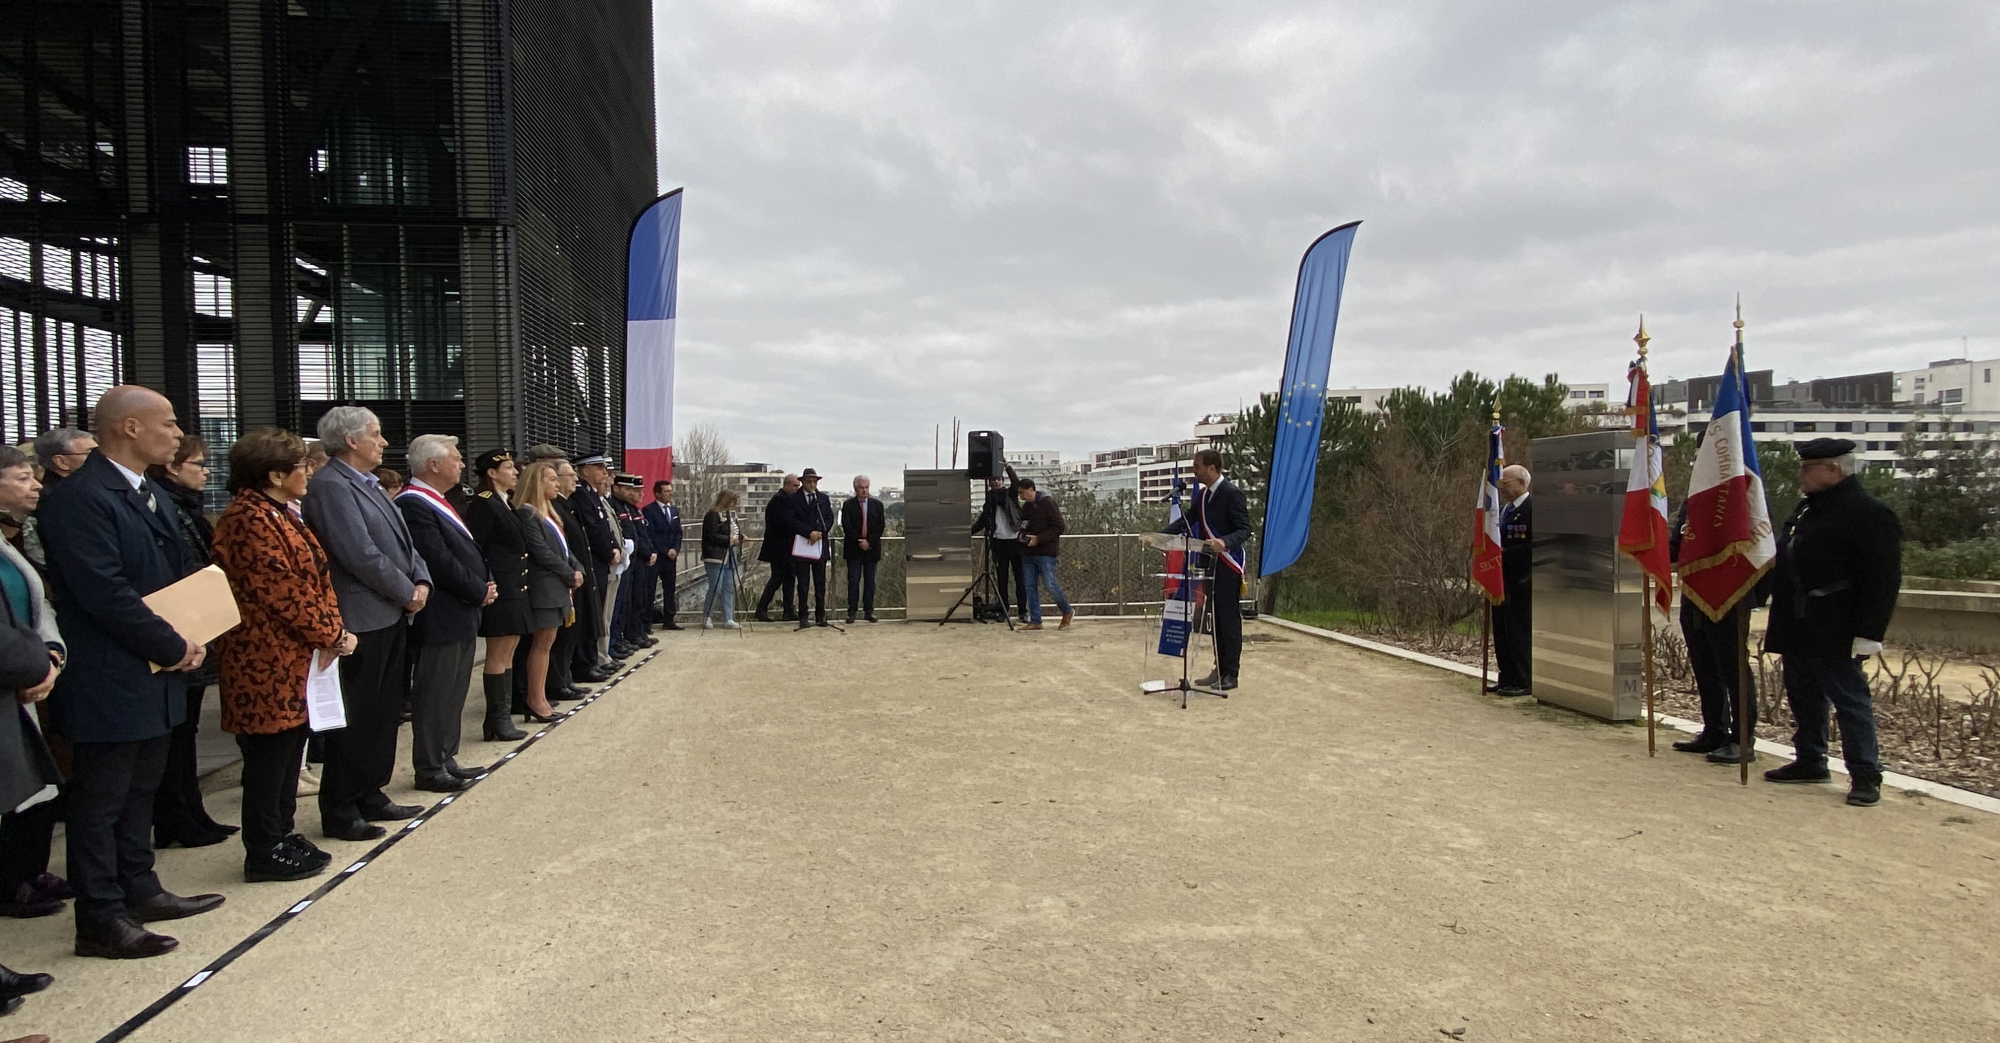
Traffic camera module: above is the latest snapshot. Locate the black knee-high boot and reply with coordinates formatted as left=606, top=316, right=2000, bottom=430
left=483, top=672, right=527, bottom=741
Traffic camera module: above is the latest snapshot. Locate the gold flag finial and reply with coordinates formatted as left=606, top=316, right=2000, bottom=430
left=1634, top=315, right=1650, bottom=355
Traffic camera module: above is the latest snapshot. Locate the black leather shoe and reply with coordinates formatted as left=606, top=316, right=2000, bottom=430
left=0, top=962, right=54, bottom=999
left=1214, top=675, right=1239, bottom=691
left=1671, top=733, right=1727, bottom=754
left=845, top=615, right=856, bottom=624
left=663, top=622, right=686, bottom=631
left=0, top=882, right=61, bottom=919
left=564, top=685, right=588, bottom=697
left=283, top=834, right=333, bottom=868
left=1706, top=743, right=1755, bottom=763
left=414, top=774, right=468, bottom=793
left=360, top=802, right=423, bottom=822
left=75, top=917, right=178, bottom=959
left=125, top=890, right=224, bottom=924
left=1493, top=685, right=1529, bottom=697
left=446, top=761, right=484, bottom=779
left=155, top=827, right=231, bottom=849
left=638, top=635, right=659, bottom=647
left=753, top=612, right=774, bottom=623
left=865, top=614, right=878, bottom=623
left=322, top=819, right=387, bottom=842
left=1763, top=760, right=1833, bottom=784
left=1847, top=778, right=1882, bottom=806
left=244, top=842, right=328, bottom=883
left=577, top=668, right=614, bottom=683
left=796, top=621, right=812, bottom=631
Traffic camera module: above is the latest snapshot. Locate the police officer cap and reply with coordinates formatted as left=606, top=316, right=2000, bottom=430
left=474, top=448, right=514, bottom=475
left=572, top=451, right=609, bottom=468
left=613, top=472, right=643, bottom=488
left=1796, top=438, right=1856, bottom=460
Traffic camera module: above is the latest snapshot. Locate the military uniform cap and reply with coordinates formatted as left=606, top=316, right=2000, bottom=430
left=1797, top=438, right=1857, bottom=460
left=474, top=448, right=514, bottom=475
left=613, top=472, right=643, bottom=488
left=573, top=451, right=610, bottom=468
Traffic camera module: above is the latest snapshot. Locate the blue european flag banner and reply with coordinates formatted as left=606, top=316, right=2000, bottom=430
left=1261, top=221, right=1361, bottom=575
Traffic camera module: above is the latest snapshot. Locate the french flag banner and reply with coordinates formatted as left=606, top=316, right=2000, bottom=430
left=1617, top=349, right=1673, bottom=617
left=624, top=189, right=683, bottom=490
left=1470, top=417, right=1506, bottom=604
left=1677, top=343, right=1776, bottom=620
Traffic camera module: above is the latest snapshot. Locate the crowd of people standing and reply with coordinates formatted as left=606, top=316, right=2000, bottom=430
left=0, top=386, right=693, bottom=1036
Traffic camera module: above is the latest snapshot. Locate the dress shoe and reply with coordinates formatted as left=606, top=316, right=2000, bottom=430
left=283, top=834, right=334, bottom=869
left=1671, top=733, right=1727, bottom=754
left=0, top=884, right=61, bottom=920
left=1706, top=743, right=1755, bottom=764
left=414, top=774, right=468, bottom=793
left=199, top=819, right=241, bottom=837
left=610, top=643, right=635, bottom=658
left=75, top=917, right=178, bottom=959
left=1763, top=759, right=1833, bottom=784
left=865, top=614, right=878, bottom=623
left=816, top=618, right=830, bottom=628
left=125, top=890, right=224, bottom=924
left=563, top=685, right=588, bottom=698
left=155, top=827, right=231, bottom=849
left=845, top=615, right=856, bottom=625
left=360, top=801, right=423, bottom=822
left=662, top=622, right=685, bottom=631
left=0, top=962, right=53, bottom=999
left=523, top=707, right=561, bottom=723
left=244, top=841, right=328, bottom=883
left=1492, top=685, right=1529, bottom=697
left=578, top=668, right=614, bottom=683
left=446, top=761, right=485, bottom=779
left=323, top=819, right=387, bottom=842
left=28, top=874, right=71, bottom=902
left=1214, top=675, right=1239, bottom=691
left=1059, top=611, right=1074, bottom=629
left=547, top=689, right=576, bottom=702
left=1847, top=777, right=1882, bottom=807
left=638, top=634, right=659, bottom=647
left=1195, top=669, right=1221, bottom=686
left=753, top=611, right=774, bottom=623
left=797, top=621, right=812, bottom=631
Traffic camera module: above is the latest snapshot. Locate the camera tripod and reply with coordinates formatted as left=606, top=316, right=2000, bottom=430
left=940, top=533, right=1015, bottom=629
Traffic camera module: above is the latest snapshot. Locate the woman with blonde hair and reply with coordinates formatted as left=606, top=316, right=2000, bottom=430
left=513, top=461, right=584, bottom=722
left=700, top=489, right=744, bottom=629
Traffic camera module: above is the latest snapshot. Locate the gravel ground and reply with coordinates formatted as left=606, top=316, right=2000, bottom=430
left=14, top=619, right=2000, bottom=1042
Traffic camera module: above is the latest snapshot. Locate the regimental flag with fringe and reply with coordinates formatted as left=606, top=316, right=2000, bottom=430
left=1677, top=342, right=1776, bottom=620
left=1617, top=348, right=1673, bottom=617
left=1471, top=416, right=1506, bottom=605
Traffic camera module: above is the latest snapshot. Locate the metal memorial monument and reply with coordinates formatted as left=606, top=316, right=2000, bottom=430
left=1528, top=430, right=1648, bottom=721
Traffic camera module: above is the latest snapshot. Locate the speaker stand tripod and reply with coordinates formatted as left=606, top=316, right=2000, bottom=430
left=940, top=536, right=1015, bottom=629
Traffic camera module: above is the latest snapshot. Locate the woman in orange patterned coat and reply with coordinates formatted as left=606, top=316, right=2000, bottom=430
left=211, top=428, right=357, bottom=884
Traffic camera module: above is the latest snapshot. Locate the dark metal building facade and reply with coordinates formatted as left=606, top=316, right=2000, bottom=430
left=1, top=0, right=656, bottom=486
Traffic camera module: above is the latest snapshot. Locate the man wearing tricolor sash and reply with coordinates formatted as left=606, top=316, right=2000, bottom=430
left=1164, top=449, right=1252, bottom=692
left=395, top=435, right=496, bottom=794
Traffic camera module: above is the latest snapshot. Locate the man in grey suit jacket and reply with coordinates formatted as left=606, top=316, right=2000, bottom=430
left=302, top=407, right=432, bottom=842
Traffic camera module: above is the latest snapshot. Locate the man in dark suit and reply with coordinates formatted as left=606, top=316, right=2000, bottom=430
left=1164, top=449, right=1253, bottom=690
left=841, top=475, right=887, bottom=624
left=551, top=459, right=609, bottom=686
left=643, top=479, right=685, bottom=630
left=395, top=435, right=495, bottom=793
left=302, top=406, right=432, bottom=841
left=1669, top=464, right=1759, bottom=762
left=1490, top=464, right=1534, bottom=697
left=1762, top=438, right=1903, bottom=807
left=610, top=473, right=658, bottom=651
left=753, top=474, right=801, bottom=622
left=39, top=385, right=224, bottom=959
left=788, top=469, right=836, bottom=629
left=571, top=453, right=622, bottom=668
left=971, top=474, right=1027, bottom=621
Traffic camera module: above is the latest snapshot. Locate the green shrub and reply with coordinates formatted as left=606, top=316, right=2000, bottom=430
left=1904, top=539, right=2000, bottom=582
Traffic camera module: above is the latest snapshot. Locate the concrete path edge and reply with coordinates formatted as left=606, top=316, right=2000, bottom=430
left=1257, top=614, right=2000, bottom=818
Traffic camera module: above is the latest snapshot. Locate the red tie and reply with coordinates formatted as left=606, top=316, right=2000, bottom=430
left=860, top=499, right=868, bottom=539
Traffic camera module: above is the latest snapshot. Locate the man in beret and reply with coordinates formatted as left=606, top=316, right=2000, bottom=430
left=1761, top=438, right=1902, bottom=807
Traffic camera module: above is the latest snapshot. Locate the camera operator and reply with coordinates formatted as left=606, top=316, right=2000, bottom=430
left=971, top=467, right=1028, bottom=622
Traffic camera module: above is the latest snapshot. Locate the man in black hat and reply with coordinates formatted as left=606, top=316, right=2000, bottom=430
left=610, top=473, right=658, bottom=652
left=570, top=452, right=622, bottom=671
left=1761, top=437, right=1902, bottom=807
left=787, top=469, right=835, bottom=628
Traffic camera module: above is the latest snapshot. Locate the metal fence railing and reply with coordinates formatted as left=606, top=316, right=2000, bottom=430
left=659, top=533, right=1260, bottom=621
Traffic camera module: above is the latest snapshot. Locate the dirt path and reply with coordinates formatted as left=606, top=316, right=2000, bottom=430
left=18, top=620, right=2000, bottom=1041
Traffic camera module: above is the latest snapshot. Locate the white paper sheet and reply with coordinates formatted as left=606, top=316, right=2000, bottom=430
left=792, top=534, right=823, bottom=559
left=306, top=652, right=347, bottom=732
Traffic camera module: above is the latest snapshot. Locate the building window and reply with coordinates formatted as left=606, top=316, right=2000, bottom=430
left=1987, top=369, right=1992, bottom=383
left=187, top=146, right=229, bottom=185
left=191, top=272, right=233, bottom=317
left=1794, top=422, right=1816, bottom=433
left=1833, top=422, right=1852, bottom=432
left=1588, top=390, right=1605, bottom=398
left=1945, top=388, right=1963, bottom=403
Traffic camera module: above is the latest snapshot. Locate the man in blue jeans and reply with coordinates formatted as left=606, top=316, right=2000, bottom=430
left=1016, top=480, right=1072, bottom=631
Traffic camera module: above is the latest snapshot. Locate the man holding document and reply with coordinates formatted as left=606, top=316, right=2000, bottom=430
left=39, top=386, right=227, bottom=959
left=788, top=469, right=835, bottom=629
left=1162, top=449, right=1253, bottom=691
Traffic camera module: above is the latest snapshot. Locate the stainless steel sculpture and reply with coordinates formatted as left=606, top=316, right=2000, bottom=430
left=1528, top=431, right=1648, bottom=721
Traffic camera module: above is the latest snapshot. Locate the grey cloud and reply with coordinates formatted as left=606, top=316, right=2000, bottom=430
left=656, top=0, right=2000, bottom=478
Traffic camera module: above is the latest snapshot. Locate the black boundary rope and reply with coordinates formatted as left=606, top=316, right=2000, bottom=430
left=93, top=649, right=662, bottom=1043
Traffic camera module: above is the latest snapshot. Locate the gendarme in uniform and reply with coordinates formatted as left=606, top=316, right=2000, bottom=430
left=1760, top=437, right=1902, bottom=807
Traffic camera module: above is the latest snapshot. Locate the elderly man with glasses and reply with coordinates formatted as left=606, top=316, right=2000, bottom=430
left=32, top=427, right=96, bottom=495
left=300, top=406, right=432, bottom=842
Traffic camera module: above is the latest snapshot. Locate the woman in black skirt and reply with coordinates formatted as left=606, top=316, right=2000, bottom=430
left=464, top=450, right=532, bottom=742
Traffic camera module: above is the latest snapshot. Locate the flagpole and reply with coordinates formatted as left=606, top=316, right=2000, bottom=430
left=1635, top=319, right=1657, bottom=757
left=1734, top=297, right=1753, bottom=786
left=1481, top=602, right=1492, bottom=693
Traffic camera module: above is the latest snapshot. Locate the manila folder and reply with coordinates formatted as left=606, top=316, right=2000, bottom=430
left=141, top=565, right=242, bottom=669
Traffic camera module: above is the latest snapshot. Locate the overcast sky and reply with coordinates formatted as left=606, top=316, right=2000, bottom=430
left=653, top=0, right=2000, bottom=484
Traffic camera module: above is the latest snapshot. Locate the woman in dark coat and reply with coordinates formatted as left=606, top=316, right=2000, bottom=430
left=515, top=461, right=584, bottom=723
left=212, top=428, right=355, bottom=882
left=146, top=434, right=238, bottom=847
left=700, top=490, right=744, bottom=629
left=0, top=444, right=69, bottom=928
left=464, top=450, right=531, bottom=742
